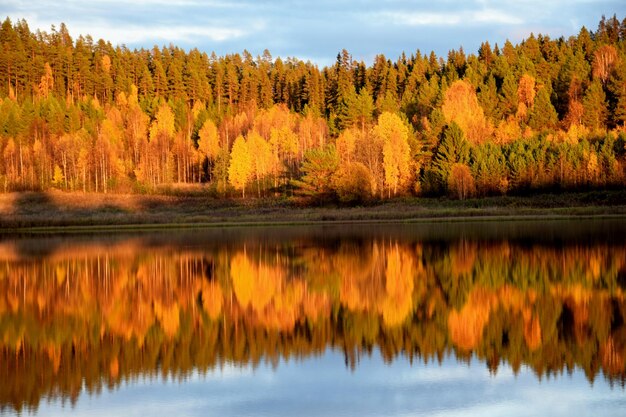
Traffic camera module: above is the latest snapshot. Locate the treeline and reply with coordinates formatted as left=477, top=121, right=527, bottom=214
left=1, top=238, right=625, bottom=411
left=0, top=16, right=626, bottom=200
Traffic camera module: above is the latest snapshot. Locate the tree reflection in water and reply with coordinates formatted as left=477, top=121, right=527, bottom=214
left=0, top=224, right=625, bottom=413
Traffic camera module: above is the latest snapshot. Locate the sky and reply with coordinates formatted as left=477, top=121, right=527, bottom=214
left=36, top=352, right=625, bottom=417
left=2, top=0, right=624, bottom=66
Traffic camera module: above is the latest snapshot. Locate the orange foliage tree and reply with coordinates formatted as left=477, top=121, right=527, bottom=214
left=448, top=163, right=475, bottom=200
left=442, top=80, right=493, bottom=144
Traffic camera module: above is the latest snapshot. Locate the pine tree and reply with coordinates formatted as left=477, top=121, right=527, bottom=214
left=499, top=74, right=518, bottom=118
left=431, top=122, right=470, bottom=188
left=528, top=87, right=558, bottom=131
left=291, top=145, right=338, bottom=199
left=582, top=80, right=608, bottom=130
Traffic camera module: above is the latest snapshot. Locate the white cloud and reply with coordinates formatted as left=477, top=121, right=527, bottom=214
left=378, top=8, right=524, bottom=27
left=4, top=0, right=252, bottom=45
left=383, top=12, right=462, bottom=26
left=97, top=0, right=248, bottom=8
left=121, top=25, right=246, bottom=43
left=473, top=9, right=524, bottom=25
left=9, top=0, right=236, bottom=8
left=7, top=15, right=250, bottom=46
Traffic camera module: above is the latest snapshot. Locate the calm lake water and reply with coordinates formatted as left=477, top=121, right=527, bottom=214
left=1, top=220, right=626, bottom=416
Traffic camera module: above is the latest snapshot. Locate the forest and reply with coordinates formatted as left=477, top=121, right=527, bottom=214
left=1, top=234, right=625, bottom=412
left=0, top=16, right=626, bottom=201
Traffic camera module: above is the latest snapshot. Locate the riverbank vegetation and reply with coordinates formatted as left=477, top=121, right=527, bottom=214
left=1, top=189, right=626, bottom=229
left=0, top=16, right=625, bottom=203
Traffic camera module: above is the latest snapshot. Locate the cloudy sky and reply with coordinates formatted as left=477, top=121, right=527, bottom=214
left=3, top=0, right=623, bottom=66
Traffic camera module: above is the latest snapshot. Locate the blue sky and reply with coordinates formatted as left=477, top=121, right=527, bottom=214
left=36, top=351, right=625, bottom=417
left=2, top=1, right=623, bottom=66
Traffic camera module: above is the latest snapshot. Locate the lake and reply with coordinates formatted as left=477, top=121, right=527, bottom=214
left=1, top=219, right=625, bottom=416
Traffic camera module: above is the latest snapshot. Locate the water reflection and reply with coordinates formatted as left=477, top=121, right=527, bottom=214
left=0, top=221, right=625, bottom=413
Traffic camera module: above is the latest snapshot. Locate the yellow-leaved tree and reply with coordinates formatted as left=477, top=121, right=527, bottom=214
left=374, top=112, right=411, bottom=197
left=125, top=85, right=149, bottom=172
left=247, top=130, right=273, bottom=197
left=381, top=245, right=414, bottom=327
left=140, top=103, right=176, bottom=186
left=228, top=135, right=252, bottom=197
left=198, top=119, right=220, bottom=160
left=52, top=164, right=64, bottom=188
left=336, top=128, right=356, bottom=164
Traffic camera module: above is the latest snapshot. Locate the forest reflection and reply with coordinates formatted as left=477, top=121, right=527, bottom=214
left=1, top=226, right=625, bottom=412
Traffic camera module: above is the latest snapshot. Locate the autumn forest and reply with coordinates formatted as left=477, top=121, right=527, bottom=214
left=0, top=16, right=625, bottom=201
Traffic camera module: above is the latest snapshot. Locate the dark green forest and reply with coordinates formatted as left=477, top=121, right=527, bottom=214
left=1, top=16, right=625, bottom=201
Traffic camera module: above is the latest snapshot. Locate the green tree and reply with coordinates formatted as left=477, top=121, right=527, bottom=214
left=292, top=145, right=339, bottom=200
left=582, top=80, right=608, bottom=130
left=471, top=143, right=508, bottom=195
left=339, top=87, right=374, bottom=131
left=499, top=74, right=519, bottom=119
left=430, top=122, right=470, bottom=189
left=528, top=88, right=558, bottom=131
left=478, top=76, right=501, bottom=122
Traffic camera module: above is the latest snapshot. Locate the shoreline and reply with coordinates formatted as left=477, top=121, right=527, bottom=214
left=4, top=213, right=626, bottom=235
left=1, top=190, right=626, bottom=233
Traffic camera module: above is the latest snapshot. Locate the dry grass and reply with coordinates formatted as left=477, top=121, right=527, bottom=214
left=1, top=190, right=626, bottom=231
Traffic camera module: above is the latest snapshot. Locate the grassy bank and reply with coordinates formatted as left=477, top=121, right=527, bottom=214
left=1, top=190, right=626, bottom=232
